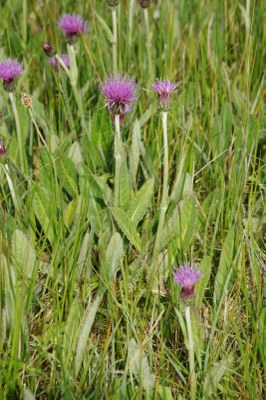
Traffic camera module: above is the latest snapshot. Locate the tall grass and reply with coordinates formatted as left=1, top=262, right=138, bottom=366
left=0, top=0, right=265, bottom=399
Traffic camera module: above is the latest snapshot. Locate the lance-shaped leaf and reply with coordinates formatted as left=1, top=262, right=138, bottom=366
left=109, top=207, right=142, bottom=252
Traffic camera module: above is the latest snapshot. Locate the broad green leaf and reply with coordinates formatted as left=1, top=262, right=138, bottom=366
left=119, top=163, right=131, bottom=208
left=12, top=229, right=36, bottom=279
left=128, top=260, right=143, bottom=290
left=203, top=355, right=233, bottom=398
left=129, top=119, right=141, bottom=183
left=94, top=10, right=114, bottom=43
left=77, top=229, right=95, bottom=276
left=58, top=155, right=79, bottom=198
left=75, top=291, right=103, bottom=377
left=90, top=173, right=113, bottom=206
left=64, top=198, right=79, bottom=229
left=198, top=187, right=224, bottom=227
left=33, top=187, right=55, bottom=244
left=128, top=178, right=154, bottom=226
left=157, top=385, right=174, bottom=400
left=105, top=232, right=124, bottom=280
left=190, top=308, right=204, bottom=369
left=109, top=207, right=142, bottom=252
left=170, top=171, right=192, bottom=201
left=63, top=300, right=82, bottom=368
left=128, top=338, right=155, bottom=392
left=68, top=141, right=83, bottom=173
left=195, top=256, right=212, bottom=307
left=23, top=388, right=35, bottom=400
left=160, top=195, right=197, bottom=252
left=221, top=102, right=233, bottom=151
left=214, top=227, right=236, bottom=307
left=39, top=147, right=53, bottom=189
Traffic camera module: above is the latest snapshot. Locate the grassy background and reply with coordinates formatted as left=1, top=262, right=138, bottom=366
left=0, top=0, right=265, bottom=398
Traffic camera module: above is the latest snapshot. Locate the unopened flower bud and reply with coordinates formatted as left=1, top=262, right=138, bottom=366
left=42, top=42, right=55, bottom=57
left=139, top=0, right=150, bottom=8
left=107, top=0, right=120, bottom=6
left=0, top=139, right=7, bottom=157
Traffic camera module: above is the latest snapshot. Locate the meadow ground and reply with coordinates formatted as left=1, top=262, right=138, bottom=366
left=0, top=0, right=265, bottom=399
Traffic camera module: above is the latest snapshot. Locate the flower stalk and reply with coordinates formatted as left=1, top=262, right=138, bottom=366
left=185, top=305, right=197, bottom=400
left=9, top=92, right=27, bottom=175
left=114, top=114, right=121, bottom=206
left=143, top=7, right=152, bottom=79
left=112, top=7, right=118, bottom=74
left=2, top=163, right=21, bottom=213
left=66, top=45, right=87, bottom=133
left=153, top=111, right=168, bottom=257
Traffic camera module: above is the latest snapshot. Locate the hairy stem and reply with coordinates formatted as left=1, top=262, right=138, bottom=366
left=9, top=92, right=27, bottom=175
left=153, top=111, right=169, bottom=257
left=185, top=306, right=196, bottom=400
left=66, top=46, right=87, bottom=133
left=114, top=114, right=121, bottom=207
left=144, top=8, right=152, bottom=79
left=112, top=7, right=118, bottom=74
left=2, top=164, right=20, bottom=213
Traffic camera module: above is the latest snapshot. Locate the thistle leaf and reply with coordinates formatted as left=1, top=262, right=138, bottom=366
left=127, top=178, right=154, bottom=226
left=109, top=207, right=142, bottom=252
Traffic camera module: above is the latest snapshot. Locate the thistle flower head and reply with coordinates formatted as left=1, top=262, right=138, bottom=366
left=0, top=59, right=23, bottom=91
left=101, top=74, right=137, bottom=121
left=173, top=265, right=202, bottom=299
left=58, top=14, right=89, bottom=40
left=151, top=78, right=178, bottom=111
left=50, top=54, right=70, bottom=71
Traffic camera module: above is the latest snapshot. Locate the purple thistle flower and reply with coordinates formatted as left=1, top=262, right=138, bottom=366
left=101, top=74, right=137, bottom=122
left=0, top=59, right=23, bottom=91
left=58, top=14, right=89, bottom=42
left=151, top=79, right=178, bottom=111
left=50, top=54, right=70, bottom=71
left=173, top=265, right=202, bottom=299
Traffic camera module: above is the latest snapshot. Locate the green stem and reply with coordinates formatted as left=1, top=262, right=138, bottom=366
left=66, top=46, right=87, bottom=133
left=153, top=111, right=169, bottom=257
left=114, top=114, right=121, bottom=207
left=144, top=8, right=152, bottom=79
left=185, top=306, right=196, bottom=400
left=112, top=7, right=118, bottom=74
left=2, top=164, right=21, bottom=213
left=22, top=0, right=27, bottom=45
left=9, top=92, right=27, bottom=175
left=67, top=44, right=78, bottom=86
left=29, top=109, right=48, bottom=148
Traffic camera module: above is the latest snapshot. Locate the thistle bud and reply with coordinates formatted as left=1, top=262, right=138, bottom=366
left=0, top=139, right=7, bottom=157
left=42, top=42, right=55, bottom=57
left=107, top=0, right=120, bottom=6
left=139, top=0, right=150, bottom=8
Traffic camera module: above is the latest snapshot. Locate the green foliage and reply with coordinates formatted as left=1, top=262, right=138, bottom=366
left=0, top=0, right=265, bottom=399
